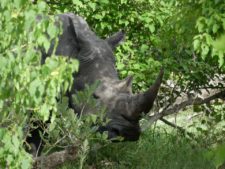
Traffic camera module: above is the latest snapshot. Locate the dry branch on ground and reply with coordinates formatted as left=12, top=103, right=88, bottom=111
left=33, top=146, right=78, bottom=169
left=148, top=88, right=225, bottom=125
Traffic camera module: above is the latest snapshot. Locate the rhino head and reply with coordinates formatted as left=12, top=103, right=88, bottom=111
left=94, top=68, right=164, bottom=141
left=54, top=13, right=164, bottom=141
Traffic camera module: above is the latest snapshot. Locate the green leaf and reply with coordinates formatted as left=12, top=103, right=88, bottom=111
left=37, top=1, right=47, bottom=11
left=21, top=158, right=32, bottom=169
left=40, top=103, right=50, bottom=121
left=29, top=78, right=41, bottom=97
left=133, top=63, right=141, bottom=69
left=207, top=144, right=225, bottom=169
left=148, top=24, right=155, bottom=33
left=47, top=23, right=57, bottom=39
left=71, top=59, right=79, bottom=72
left=0, top=100, right=3, bottom=109
left=121, top=0, right=127, bottom=4
left=1, top=0, right=8, bottom=8
left=6, top=155, right=13, bottom=165
left=218, top=51, right=224, bottom=68
left=14, top=0, right=25, bottom=8
left=117, top=63, right=125, bottom=69
left=37, top=35, right=50, bottom=52
left=213, top=34, right=225, bottom=52
left=0, top=57, right=8, bottom=70
left=90, top=114, right=97, bottom=124
left=94, top=14, right=104, bottom=20
left=83, top=139, right=89, bottom=149
left=24, top=10, right=35, bottom=31
left=196, top=17, right=205, bottom=33
left=140, top=44, right=149, bottom=53
left=223, top=20, right=225, bottom=30
left=99, top=0, right=109, bottom=4
left=89, top=2, right=96, bottom=11
left=201, top=44, right=209, bottom=57
left=12, top=134, right=20, bottom=148
left=193, top=39, right=200, bottom=51
left=212, top=24, right=219, bottom=34
left=46, top=57, right=58, bottom=69
left=72, top=0, right=83, bottom=6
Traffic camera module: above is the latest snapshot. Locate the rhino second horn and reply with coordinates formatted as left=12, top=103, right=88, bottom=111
left=133, top=68, right=164, bottom=115
left=117, top=75, right=133, bottom=94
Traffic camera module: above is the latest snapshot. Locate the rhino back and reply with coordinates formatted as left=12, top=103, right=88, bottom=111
left=42, top=13, right=119, bottom=91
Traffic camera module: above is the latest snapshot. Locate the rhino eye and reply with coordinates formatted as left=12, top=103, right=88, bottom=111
left=93, top=93, right=99, bottom=99
left=109, top=128, right=120, bottom=139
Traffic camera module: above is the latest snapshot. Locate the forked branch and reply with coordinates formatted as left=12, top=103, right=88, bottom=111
left=148, top=89, right=225, bottom=125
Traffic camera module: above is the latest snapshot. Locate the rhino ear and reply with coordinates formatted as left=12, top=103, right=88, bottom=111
left=67, top=13, right=93, bottom=48
left=106, top=30, right=125, bottom=50
left=117, top=75, right=133, bottom=94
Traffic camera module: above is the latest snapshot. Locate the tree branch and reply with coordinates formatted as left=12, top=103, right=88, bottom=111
left=163, top=89, right=224, bottom=116
left=148, top=89, right=225, bottom=124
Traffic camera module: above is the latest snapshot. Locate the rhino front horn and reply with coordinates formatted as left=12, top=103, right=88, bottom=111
left=132, top=68, right=164, bottom=115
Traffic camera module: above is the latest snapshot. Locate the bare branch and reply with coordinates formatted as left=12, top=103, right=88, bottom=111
left=160, top=118, right=186, bottom=132
left=148, top=89, right=225, bottom=124
left=163, top=89, right=224, bottom=116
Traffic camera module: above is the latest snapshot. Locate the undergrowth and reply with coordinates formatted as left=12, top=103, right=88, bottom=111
left=60, top=128, right=214, bottom=169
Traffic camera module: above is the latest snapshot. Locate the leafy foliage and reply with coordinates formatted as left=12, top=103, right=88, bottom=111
left=0, top=0, right=225, bottom=168
left=188, top=102, right=225, bottom=147
left=0, top=0, right=78, bottom=167
left=48, top=0, right=224, bottom=91
left=192, top=0, right=225, bottom=67
left=43, top=85, right=109, bottom=169
left=47, top=0, right=174, bottom=90
left=206, top=143, right=225, bottom=169
left=60, top=128, right=214, bottom=169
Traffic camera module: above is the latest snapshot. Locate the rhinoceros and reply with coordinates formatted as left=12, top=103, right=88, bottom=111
left=27, top=13, right=164, bottom=155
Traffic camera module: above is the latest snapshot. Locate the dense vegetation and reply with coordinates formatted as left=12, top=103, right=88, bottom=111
left=0, top=0, right=224, bottom=168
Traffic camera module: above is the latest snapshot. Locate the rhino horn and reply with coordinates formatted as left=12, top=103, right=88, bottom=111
left=132, top=68, right=164, bottom=115
left=117, top=75, right=133, bottom=94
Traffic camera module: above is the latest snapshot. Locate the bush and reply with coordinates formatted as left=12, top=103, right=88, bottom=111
left=0, top=0, right=77, bottom=167
left=61, top=128, right=215, bottom=169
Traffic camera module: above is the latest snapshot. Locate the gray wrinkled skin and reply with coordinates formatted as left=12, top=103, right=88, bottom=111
left=42, top=13, right=164, bottom=141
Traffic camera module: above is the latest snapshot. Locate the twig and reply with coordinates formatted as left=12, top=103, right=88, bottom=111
left=147, top=89, right=225, bottom=125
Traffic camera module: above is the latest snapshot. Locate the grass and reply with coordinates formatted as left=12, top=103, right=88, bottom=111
left=60, top=127, right=215, bottom=169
